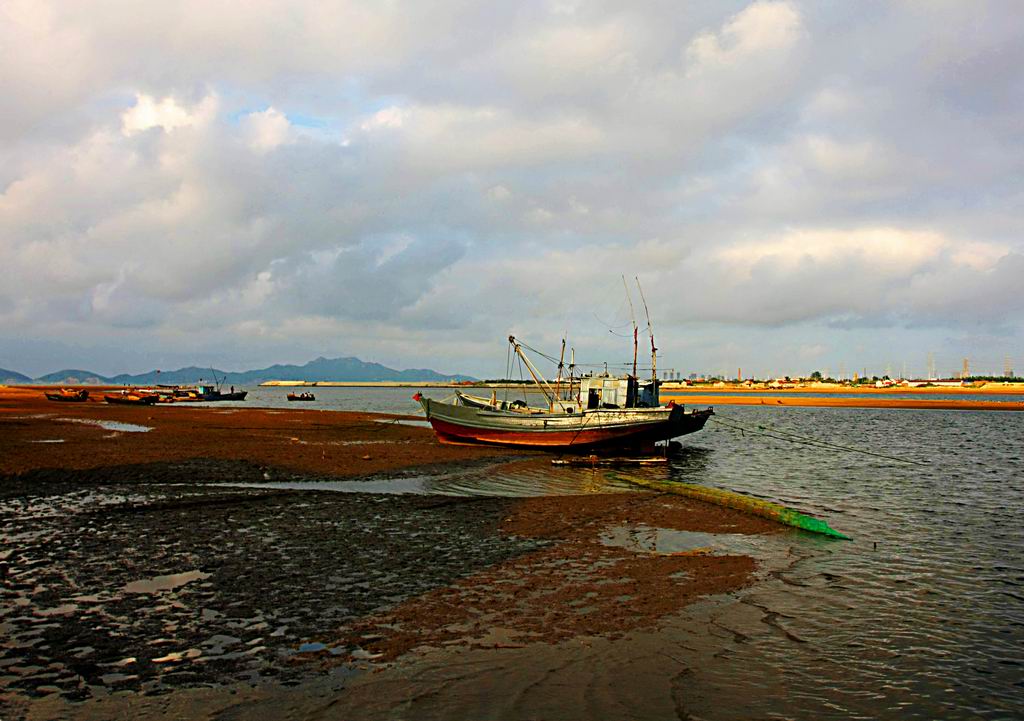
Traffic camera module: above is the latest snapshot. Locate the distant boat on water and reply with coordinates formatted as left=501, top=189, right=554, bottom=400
left=287, top=392, right=316, bottom=401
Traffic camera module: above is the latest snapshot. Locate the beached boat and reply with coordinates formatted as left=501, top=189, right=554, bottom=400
left=415, top=335, right=712, bottom=451
left=172, top=384, right=247, bottom=402
left=104, top=390, right=159, bottom=405
left=44, top=388, right=90, bottom=402
left=287, top=392, right=315, bottom=401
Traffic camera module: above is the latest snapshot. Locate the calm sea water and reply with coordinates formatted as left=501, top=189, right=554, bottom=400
left=219, top=387, right=1023, bottom=719
left=670, top=406, right=1023, bottom=720
left=196, top=385, right=559, bottom=413
left=666, top=390, right=1024, bottom=402
left=191, top=384, right=1024, bottom=410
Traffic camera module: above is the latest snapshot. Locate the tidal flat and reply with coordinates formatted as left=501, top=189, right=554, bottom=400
left=1, top=389, right=781, bottom=720
left=2, top=387, right=1022, bottom=720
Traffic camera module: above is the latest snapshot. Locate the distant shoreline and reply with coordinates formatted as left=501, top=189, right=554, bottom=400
left=8, top=376, right=1024, bottom=395
left=5, top=381, right=1023, bottom=411
left=257, top=379, right=1024, bottom=395
left=660, top=392, right=1024, bottom=412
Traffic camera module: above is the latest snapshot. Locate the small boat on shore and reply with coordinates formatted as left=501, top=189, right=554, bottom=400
left=287, top=392, right=316, bottom=401
left=104, top=390, right=159, bottom=405
left=44, top=388, right=90, bottom=402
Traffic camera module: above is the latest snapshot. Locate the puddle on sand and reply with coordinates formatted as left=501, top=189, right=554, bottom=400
left=123, top=570, right=211, bottom=594
left=296, top=642, right=336, bottom=653
left=34, top=604, right=79, bottom=617
left=601, top=525, right=782, bottom=558
left=58, top=418, right=153, bottom=433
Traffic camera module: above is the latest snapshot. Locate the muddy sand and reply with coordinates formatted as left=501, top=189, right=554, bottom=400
left=2, top=388, right=780, bottom=720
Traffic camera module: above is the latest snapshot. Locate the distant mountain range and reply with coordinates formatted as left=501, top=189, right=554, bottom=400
left=0, top=357, right=474, bottom=385
left=0, top=368, right=33, bottom=384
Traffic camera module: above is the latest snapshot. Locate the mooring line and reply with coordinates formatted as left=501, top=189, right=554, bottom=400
left=709, top=415, right=928, bottom=466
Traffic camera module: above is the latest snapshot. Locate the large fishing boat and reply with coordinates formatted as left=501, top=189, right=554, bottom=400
left=415, top=333, right=712, bottom=451
left=162, top=369, right=247, bottom=402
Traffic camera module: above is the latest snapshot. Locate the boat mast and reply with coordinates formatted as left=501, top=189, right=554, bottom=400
left=636, top=276, right=656, bottom=382
left=622, top=276, right=638, bottom=378
left=553, top=338, right=566, bottom=411
left=570, top=347, right=579, bottom=404
left=508, top=336, right=558, bottom=407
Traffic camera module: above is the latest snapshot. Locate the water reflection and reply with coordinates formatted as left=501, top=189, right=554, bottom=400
left=600, top=525, right=784, bottom=558
left=123, top=570, right=211, bottom=594
left=59, top=418, right=153, bottom=433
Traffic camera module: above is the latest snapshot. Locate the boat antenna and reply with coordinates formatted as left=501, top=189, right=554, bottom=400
left=554, top=338, right=566, bottom=410
left=210, top=366, right=221, bottom=391
left=622, top=275, right=638, bottom=378
left=570, top=347, right=578, bottom=404
left=635, top=276, right=656, bottom=382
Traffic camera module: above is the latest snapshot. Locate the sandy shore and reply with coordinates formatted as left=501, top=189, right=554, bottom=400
left=661, top=392, right=1024, bottom=411
left=663, top=382, right=1024, bottom=395
left=0, top=385, right=512, bottom=477
left=1, top=387, right=780, bottom=720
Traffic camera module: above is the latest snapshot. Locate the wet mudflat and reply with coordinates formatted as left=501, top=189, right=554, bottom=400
left=0, top=461, right=549, bottom=705
left=0, top=448, right=775, bottom=721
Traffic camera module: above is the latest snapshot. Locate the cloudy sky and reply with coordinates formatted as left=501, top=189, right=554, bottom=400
left=2, top=0, right=1022, bottom=379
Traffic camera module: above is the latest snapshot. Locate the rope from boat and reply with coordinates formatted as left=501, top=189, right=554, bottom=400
left=514, top=338, right=562, bottom=365
left=709, top=415, right=928, bottom=466
left=567, top=408, right=598, bottom=446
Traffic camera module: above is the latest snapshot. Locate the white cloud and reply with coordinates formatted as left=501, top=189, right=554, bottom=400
left=121, top=94, right=217, bottom=136
left=360, top=106, right=406, bottom=131
left=487, top=185, right=511, bottom=201
left=241, top=106, right=292, bottom=151
left=685, top=1, right=803, bottom=74
left=716, top=227, right=947, bottom=277
left=950, top=240, right=1012, bottom=271
left=353, top=103, right=603, bottom=171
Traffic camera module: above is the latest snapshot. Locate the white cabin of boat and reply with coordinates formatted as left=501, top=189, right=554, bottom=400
left=578, top=373, right=659, bottom=410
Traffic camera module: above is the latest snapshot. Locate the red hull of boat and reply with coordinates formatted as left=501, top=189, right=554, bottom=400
left=425, top=411, right=710, bottom=450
